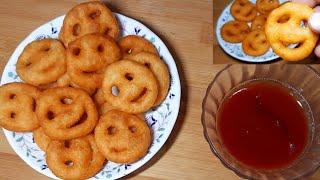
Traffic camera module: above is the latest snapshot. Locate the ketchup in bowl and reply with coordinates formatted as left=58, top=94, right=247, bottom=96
left=217, top=80, right=309, bottom=170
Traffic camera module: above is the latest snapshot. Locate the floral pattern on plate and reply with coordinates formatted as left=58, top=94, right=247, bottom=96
left=1, top=13, right=181, bottom=180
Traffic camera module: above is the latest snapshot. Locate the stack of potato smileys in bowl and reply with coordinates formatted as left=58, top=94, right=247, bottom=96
left=0, top=1, right=173, bottom=180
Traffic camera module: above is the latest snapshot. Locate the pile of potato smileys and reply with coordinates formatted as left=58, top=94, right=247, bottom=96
left=0, top=1, right=170, bottom=179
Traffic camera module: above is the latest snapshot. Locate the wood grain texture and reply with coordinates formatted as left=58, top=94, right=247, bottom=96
left=213, top=0, right=320, bottom=64
left=0, top=0, right=319, bottom=180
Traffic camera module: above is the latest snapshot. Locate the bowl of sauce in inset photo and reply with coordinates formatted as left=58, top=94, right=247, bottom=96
left=202, top=64, right=320, bottom=179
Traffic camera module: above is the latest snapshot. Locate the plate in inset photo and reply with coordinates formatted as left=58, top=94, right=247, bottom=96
left=216, top=0, right=288, bottom=63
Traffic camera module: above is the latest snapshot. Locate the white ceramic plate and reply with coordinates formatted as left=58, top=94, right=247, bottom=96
left=216, top=0, right=288, bottom=63
left=1, top=13, right=181, bottom=180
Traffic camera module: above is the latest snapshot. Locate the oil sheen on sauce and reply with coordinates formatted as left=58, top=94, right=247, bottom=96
left=217, top=80, right=309, bottom=170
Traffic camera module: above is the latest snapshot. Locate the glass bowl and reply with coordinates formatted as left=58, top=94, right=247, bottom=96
left=202, top=64, right=320, bottom=179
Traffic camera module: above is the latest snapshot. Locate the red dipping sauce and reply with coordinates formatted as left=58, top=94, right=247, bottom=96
left=217, top=80, right=309, bottom=170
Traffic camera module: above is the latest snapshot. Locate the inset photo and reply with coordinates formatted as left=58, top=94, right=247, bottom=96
left=213, top=0, right=320, bottom=64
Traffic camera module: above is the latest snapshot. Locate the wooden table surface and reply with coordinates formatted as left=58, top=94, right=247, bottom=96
left=213, top=0, right=320, bottom=64
left=0, top=0, right=320, bottom=180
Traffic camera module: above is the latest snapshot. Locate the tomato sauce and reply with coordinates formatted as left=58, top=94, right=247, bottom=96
left=217, top=80, right=309, bottom=170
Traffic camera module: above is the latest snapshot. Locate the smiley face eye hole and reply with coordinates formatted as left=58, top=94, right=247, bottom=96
left=89, top=11, right=101, bottom=19
left=104, top=28, right=109, bottom=36
left=32, top=98, right=36, bottom=112
left=129, top=126, right=137, bottom=133
left=65, top=161, right=74, bottom=166
left=73, top=24, right=81, bottom=36
left=10, top=94, right=16, bottom=99
left=97, top=45, right=104, bottom=52
left=108, top=126, right=116, bottom=135
left=10, top=112, right=16, bottom=118
left=47, top=111, right=55, bottom=120
left=125, top=73, right=134, bottom=81
left=277, top=16, right=290, bottom=24
left=73, top=48, right=81, bottom=56
left=64, top=141, right=71, bottom=148
left=144, top=63, right=151, bottom=68
left=61, top=97, right=73, bottom=104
